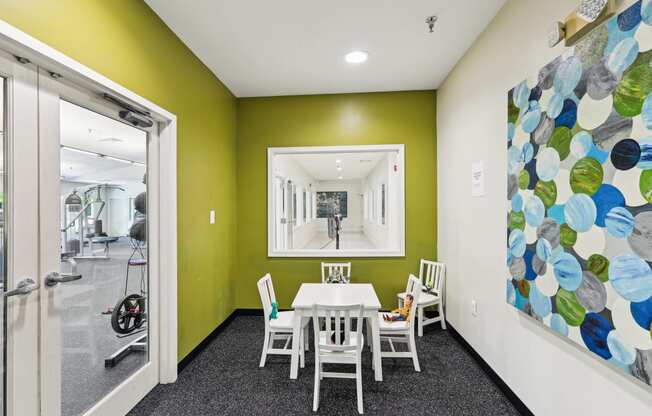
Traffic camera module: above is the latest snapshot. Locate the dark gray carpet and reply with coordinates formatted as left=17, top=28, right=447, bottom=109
left=129, top=315, right=521, bottom=416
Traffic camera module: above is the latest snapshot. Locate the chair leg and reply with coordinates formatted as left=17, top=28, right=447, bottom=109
left=409, top=331, right=420, bottom=372
left=366, top=318, right=372, bottom=350
left=304, top=325, right=310, bottom=351
left=356, top=354, right=364, bottom=414
left=300, top=332, right=305, bottom=368
left=259, top=330, right=270, bottom=368
left=439, top=303, right=447, bottom=330
left=313, top=356, right=321, bottom=412
left=418, top=306, right=424, bottom=337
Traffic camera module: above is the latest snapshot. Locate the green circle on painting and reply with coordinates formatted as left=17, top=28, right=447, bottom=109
left=570, top=157, right=603, bottom=195
left=548, top=127, right=573, bottom=160
left=587, top=254, right=609, bottom=282
left=560, top=224, right=577, bottom=248
left=509, top=211, right=526, bottom=231
left=517, top=279, right=530, bottom=298
left=614, top=63, right=652, bottom=117
left=519, top=170, right=530, bottom=190
left=555, top=289, right=586, bottom=327
left=534, top=180, right=557, bottom=208
left=640, top=170, right=652, bottom=204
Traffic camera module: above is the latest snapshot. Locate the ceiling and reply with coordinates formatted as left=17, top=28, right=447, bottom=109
left=144, top=0, right=506, bottom=97
left=281, top=152, right=388, bottom=181
left=60, top=101, right=147, bottom=184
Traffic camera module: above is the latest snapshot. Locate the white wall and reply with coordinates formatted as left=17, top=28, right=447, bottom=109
left=362, top=155, right=395, bottom=249
left=315, top=180, right=363, bottom=233
left=437, top=0, right=652, bottom=415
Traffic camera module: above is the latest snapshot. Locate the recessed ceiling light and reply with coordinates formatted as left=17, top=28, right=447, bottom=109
left=345, top=50, right=368, bottom=64
left=338, top=176, right=343, bottom=180
left=335, top=159, right=342, bottom=164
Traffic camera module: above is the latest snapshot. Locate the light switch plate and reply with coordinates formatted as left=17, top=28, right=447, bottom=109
left=210, top=209, right=215, bottom=224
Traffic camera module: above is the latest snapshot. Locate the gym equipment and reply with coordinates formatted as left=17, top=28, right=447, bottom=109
left=106, top=190, right=148, bottom=368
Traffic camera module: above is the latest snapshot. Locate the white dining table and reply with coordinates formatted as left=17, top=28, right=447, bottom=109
left=290, top=283, right=383, bottom=381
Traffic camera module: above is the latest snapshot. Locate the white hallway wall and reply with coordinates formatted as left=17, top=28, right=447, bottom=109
left=437, top=0, right=652, bottom=415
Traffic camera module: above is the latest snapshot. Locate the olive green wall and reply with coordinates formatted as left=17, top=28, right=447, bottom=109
left=236, top=91, right=437, bottom=309
left=0, top=0, right=238, bottom=360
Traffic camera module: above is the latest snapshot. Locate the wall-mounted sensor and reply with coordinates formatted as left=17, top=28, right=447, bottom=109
left=425, top=15, right=438, bottom=33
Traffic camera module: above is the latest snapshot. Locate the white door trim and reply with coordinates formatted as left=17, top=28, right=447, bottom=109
left=0, top=19, right=178, bottom=385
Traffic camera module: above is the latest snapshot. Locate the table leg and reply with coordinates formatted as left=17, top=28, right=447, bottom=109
left=370, top=313, right=383, bottom=381
left=290, top=310, right=302, bottom=379
left=366, top=317, right=372, bottom=350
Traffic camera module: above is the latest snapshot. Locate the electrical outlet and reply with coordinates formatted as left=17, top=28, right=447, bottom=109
left=471, top=300, right=478, bottom=317
left=209, top=209, right=215, bottom=224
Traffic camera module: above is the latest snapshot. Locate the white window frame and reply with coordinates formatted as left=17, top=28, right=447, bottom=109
left=0, top=18, right=178, bottom=391
left=267, top=144, right=405, bottom=257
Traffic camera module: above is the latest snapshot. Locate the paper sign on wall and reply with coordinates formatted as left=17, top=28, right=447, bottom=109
left=471, top=161, right=484, bottom=197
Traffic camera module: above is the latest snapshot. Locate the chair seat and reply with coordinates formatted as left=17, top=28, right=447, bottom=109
left=397, top=291, right=440, bottom=305
left=317, top=331, right=364, bottom=353
left=378, top=313, right=410, bottom=331
left=269, top=311, right=305, bottom=330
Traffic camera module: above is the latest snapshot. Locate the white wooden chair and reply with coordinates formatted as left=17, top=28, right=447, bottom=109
left=380, top=274, right=421, bottom=371
left=398, top=259, right=446, bottom=336
left=321, top=262, right=352, bottom=283
left=257, top=274, right=309, bottom=368
left=312, top=303, right=365, bottom=414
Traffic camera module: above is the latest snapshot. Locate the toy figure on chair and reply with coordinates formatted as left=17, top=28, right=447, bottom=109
left=383, top=294, right=413, bottom=322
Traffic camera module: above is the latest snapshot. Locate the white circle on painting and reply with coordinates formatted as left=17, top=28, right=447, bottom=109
left=524, top=223, right=538, bottom=244
left=511, top=123, right=530, bottom=147
left=577, top=94, right=613, bottom=130
left=612, top=168, right=648, bottom=206
left=537, top=264, right=560, bottom=296
left=611, top=297, right=652, bottom=350
left=555, top=169, right=573, bottom=204
left=574, top=226, right=606, bottom=258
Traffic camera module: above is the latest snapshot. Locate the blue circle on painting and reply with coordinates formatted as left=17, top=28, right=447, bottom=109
left=587, top=146, right=609, bottom=164
left=548, top=245, right=565, bottom=264
left=524, top=159, right=539, bottom=189
left=508, top=145, right=523, bottom=175
left=508, top=229, right=526, bottom=258
left=631, top=296, right=652, bottom=331
left=641, top=93, right=652, bottom=130
left=617, top=0, right=642, bottom=31
left=521, top=142, right=534, bottom=164
left=607, top=331, right=637, bottom=365
left=536, top=148, right=560, bottom=181
left=522, top=101, right=542, bottom=133
left=605, top=206, right=635, bottom=238
left=571, top=131, right=593, bottom=159
left=547, top=93, right=565, bottom=118
left=547, top=204, right=565, bottom=225
left=644, top=0, right=652, bottom=25
left=605, top=16, right=638, bottom=55
left=580, top=313, right=614, bottom=359
left=550, top=313, right=569, bottom=337
left=611, top=139, right=641, bottom=170
left=529, top=283, right=552, bottom=318
left=637, top=137, right=652, bottom=169
left=554, top=56, right=582, bottom=96
left=607, top=37, right=640, bottom=74
left=512, top=194, right=523, bottom=212
left=536, top=238, right=552, bottom=262
left=524, top=249, right=537, bottom=281
left=529, top=86, right=542, bottom=101
left=508, top=122, right=516, bottom=141
left=555, top=99, right=577, bottom=129
left=553, top=252, right=583, bottom=291
left=609, top=254, right=652, bottom=302
left=524, top=195, right=545, bottom=227
left=506, top=280, right=516, bottom=305
left=513, top=81, right=530, bottom=110
left=565, top=194, right=597, bottom=232
left=592, top=184, right=625, bottom=227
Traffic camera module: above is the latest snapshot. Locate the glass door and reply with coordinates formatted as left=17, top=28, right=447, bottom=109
left=38, top=69, right=159, bottom=416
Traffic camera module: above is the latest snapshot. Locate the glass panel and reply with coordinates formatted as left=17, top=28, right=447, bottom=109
left=59, top=100, right=147, bottom=415
left=0, top=77, right=6, bottom=416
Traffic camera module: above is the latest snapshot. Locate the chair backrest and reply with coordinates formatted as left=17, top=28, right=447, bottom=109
left=312, top=304, right=363, bottom=353
left=321, top=262, right=352, bottom=283
left=419, top=259, right=445, bottom=296
left=257, top=273, right=276, bottom=324
left=404, top=274, right=422, bottom=329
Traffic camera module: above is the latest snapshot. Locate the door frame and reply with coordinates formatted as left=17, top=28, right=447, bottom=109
left=0, top=18, right=178, bottom=392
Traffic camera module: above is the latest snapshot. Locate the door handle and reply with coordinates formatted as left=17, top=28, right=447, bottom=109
left=44, top=271, right=82, bottom=287
left=4, top=278, right=39, bottom=297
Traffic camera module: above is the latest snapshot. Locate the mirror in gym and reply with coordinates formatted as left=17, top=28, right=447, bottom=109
left=59, top=100, right=148, bottom=415
left=267, top=145, right=405, bottom=257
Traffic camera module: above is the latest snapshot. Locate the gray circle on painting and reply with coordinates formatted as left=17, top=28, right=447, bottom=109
left=532, top=115, right=555, bottom=145
left=628, top=211, right=652, bottom=261
left=508, top=174, right=519, bottom=200
left=575, top=25, right=608, bottom=69
left=532, top=255, right=547, bottom=276
left=536, top=219, right=560, bottom=248
left=510, top=256, right=525, bottom=280
left=592, top=110, right=633, bottom=152
left=538, top=56, right=561, bottom=90
left=586, top=59, right=619, bottom=100
left=575, top=271, right=607, bottom=313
